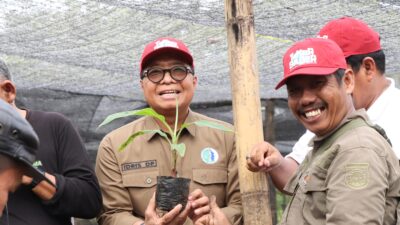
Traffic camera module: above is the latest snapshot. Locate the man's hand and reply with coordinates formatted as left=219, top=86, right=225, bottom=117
left=21, top=173, right=57, bottom=200
left=144, top=192, right=191, bottom=225
left=193, top=196, right=231, bottom=225
left=246, top=141, right=283, bottom=172
left=188, top=189, right=210, bottom=221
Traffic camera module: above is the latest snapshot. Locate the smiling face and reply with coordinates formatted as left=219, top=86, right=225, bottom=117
left=286, top=71, right=354, bottom=137
left=140, top=52, right=197, bottom=116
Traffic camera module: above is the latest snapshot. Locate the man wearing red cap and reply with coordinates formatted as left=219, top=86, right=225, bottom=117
left=96, top=37, right=242, bottom=225
left=248, top=37, right=400, bottom=224
left=247, top=17, right=400, bottom=193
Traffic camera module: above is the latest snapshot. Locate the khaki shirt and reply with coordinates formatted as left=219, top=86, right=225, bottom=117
left=281, top=110, right=400, bottom=225
left=96, top=110, right=242, bottom=225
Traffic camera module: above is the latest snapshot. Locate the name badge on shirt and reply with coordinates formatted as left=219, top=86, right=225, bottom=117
left=121, top=160, right=157, bottom=171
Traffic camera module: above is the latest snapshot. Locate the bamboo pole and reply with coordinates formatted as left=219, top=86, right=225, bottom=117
left=264, top=99, right=277, bottom=224
left=224, top=1, right=273, bottom=225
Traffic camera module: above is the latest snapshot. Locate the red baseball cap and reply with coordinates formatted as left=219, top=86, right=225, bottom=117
left=317, top=17, right=381, bottom=57
left=139, top=37, right=194, bottom=73
left=276, top=38, right=347, bottom=89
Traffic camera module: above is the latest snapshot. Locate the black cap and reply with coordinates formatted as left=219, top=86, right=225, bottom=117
left=0, top=99, right=50, bottom=184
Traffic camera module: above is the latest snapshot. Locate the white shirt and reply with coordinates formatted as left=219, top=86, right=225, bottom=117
left=287, top=78, right=400, bottom=163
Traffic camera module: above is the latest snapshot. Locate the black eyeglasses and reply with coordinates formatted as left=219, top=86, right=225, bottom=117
left=141, top=65, right=194, bottom=84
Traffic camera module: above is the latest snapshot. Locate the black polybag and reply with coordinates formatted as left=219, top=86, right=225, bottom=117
left=156, top=176, right=191, bottom=211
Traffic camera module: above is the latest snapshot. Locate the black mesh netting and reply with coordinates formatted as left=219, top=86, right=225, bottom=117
left=0, top=0, right=398, bottom=163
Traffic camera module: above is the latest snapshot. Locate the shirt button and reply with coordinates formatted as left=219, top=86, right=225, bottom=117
left=146, top=177, right=152, bottom=184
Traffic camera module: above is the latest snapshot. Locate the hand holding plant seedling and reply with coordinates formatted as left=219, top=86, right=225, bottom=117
left=99, top=97, right=233, bottom=212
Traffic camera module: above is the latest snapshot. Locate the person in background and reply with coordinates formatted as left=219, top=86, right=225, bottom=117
left=0, top=58, right=102, bottom=225
left=249, top=37, right=400, bottom=224
left=199, top=35, right=400, bottom=225
left=247, top=17, right=400, bottom=193
left=0, top=98, right=47, bottom=217
left=96, top=37, right=242, bottom=225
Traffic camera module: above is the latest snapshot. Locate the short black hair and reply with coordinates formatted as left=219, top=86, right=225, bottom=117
left=346, top=50, right=385, bottom=74
left=333, top=68, right=345, bottom=86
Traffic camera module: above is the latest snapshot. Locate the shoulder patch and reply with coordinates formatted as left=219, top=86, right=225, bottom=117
left=345, top=163, right=369, bottom=189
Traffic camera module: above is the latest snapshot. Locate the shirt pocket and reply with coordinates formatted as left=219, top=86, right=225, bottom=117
left=192, top=168, right=228, bottom=206
left=121, top=169, right=159, bottom=216
left=192, top=168, right=228, bottom=185
left=299, top=166, right=327, bottom=223
left=299, top=166, right=327, bottom=193
left=122, top=169, right=159, bottom=188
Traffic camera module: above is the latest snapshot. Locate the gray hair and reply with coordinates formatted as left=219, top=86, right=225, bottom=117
left=0, top=59, right=12, bottom=81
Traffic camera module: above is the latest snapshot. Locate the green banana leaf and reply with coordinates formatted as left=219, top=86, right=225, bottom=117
left=98, top=108, right=166, bottom=128
left=118, top=129, right=168, bottom=152
left=183, top=120, right=234, bottom=132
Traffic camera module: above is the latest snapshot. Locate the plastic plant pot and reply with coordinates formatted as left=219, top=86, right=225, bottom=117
left=155, top=176, right=191, bottom=212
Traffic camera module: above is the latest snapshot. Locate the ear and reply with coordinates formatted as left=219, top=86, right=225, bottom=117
left=140, top=79, right=144, bottom=90
left=0, top=80, right=17, bottom=104
left=192, top=75, right=198, bottom=88
left=361, top=57, right=376, bottom=82
left=343, top=68, right=355, bottom=94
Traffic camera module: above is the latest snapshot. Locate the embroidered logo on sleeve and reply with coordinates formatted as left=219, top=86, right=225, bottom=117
left=345, top=163, right=369, bottom=189
left=121, top=160, right=157, bottom=171
left=201, top=148, right=219, bottom=164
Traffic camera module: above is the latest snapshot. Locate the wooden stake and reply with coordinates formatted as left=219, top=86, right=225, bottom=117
left=224, top=1, right=273, bottom=224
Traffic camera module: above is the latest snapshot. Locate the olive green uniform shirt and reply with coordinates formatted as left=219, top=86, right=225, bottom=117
left=281, top=110, right=400, bottom=225
left=96, top=110, right=242, bottom=225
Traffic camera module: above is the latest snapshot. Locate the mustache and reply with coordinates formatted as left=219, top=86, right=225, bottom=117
left=297, top=102, right=326, bottom=114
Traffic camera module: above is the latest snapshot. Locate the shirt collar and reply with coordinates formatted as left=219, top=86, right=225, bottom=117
left=312, top=109, right=369, bottom=144
left=366, top=77, right=395, bottom=123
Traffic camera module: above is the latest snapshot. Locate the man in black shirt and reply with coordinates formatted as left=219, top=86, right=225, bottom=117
left=0, top=98, right=47, bottom=217
left=0, top=59, right=101, bottom=225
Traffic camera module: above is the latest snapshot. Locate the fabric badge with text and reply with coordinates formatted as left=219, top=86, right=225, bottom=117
left=121, top=160, right=157, bottom=171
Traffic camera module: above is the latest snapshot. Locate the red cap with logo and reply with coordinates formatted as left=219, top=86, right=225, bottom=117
left=139, top=37, right=194, bottom=73
left=276, top=38, right=347, bottom=89
left=317, top=17, right=381, bottom=57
